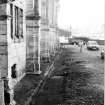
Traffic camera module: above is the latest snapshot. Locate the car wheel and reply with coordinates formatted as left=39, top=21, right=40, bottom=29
left=96, top=48, right=99, bottom=50
left=101, top=55, right=104, bottom=59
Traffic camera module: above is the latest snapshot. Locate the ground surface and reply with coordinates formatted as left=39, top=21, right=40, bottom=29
left=30, top=45, right=104, bottom=105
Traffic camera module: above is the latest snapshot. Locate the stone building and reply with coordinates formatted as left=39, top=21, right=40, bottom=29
left=0, top=0, right=26, bottom=105
left=26, top=0, right=41, bottom=73
left=26, top=0, right=59, bottom=73
left=40, top=0, right=59, bottom=59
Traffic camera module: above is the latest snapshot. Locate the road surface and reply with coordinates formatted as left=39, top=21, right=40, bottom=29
left=30, top=45, right=104, bottom=105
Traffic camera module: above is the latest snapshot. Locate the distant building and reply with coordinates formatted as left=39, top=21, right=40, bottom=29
left=58, top=28, right=72, bottom=38
left=59, top=36, right=69, bottom=44
left=58, top=28, right=72, bottom=44
left=0, top=0, right=26, bottom=105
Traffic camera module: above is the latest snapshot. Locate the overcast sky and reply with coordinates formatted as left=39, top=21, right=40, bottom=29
left=58, top=0, right=104, bottom=39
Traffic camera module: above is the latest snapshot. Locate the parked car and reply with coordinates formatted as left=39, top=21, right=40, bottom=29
left=87, top=41, right=99, bottom=50
left=101, top=49, right=105, bottom=59
left=69, top=41, right=78, bottom=45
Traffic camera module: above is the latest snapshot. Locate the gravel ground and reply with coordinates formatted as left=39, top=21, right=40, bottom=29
left=31, top=45, right=104, bottom=105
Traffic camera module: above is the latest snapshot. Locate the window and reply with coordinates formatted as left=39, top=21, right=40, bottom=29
left=0, top=0, right=15, bottom=3
left=0, top=0, right=7, bottom=4
left=14, top=6, right=23, bottom=40
left=18, top=9, right=23, bottom=38
left=15, top=6, right=19, bottom=38
left=10, top=4, right=13, bottom=39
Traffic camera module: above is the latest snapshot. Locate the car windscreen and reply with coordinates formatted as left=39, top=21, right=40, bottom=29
left=88, top=41, right=98, bottom=45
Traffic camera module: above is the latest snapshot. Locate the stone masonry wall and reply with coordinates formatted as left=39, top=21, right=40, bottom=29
left=7, top=0, right=26, bottom=90
left=0, top=80, right=5, bottom=105
left=0, top=4, right=8, bottom=105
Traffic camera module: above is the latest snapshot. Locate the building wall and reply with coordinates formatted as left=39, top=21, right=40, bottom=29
left=7, top=0, right=26, bottom=90
left=40, top=0, right=48, bottom=58
left=40, top=0, right=59, bottom=58
left=26, top=0, right=39, bottom=59
left=0, top=18, right=8, bottom=78
left=0, top=0, right=26, bottom=104
left=26, top=0, right=34, bottom=16
left=40, top=24, right=50, bottom=57
left=26, top=0, right=35, bottom=56
left=48, top=0, right=59, bottom=52
left=0, top=80, right=4, bottom=105
left=26, top=19, right=38, bottom=59
left=26, top=0, right=59, bottom=62
left=0, top=3, right=8, bottom=105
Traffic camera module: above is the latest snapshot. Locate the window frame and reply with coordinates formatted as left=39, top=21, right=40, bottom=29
left=13, top=6, right=24, bottom=42
left=10, top=3, right=13, bottom=39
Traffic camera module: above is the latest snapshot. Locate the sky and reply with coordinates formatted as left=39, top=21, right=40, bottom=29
left=58, top=0, right=104, bottom=39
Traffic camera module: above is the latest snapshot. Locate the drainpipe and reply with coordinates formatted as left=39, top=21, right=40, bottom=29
left=34, top=0, right=41, bottom=74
